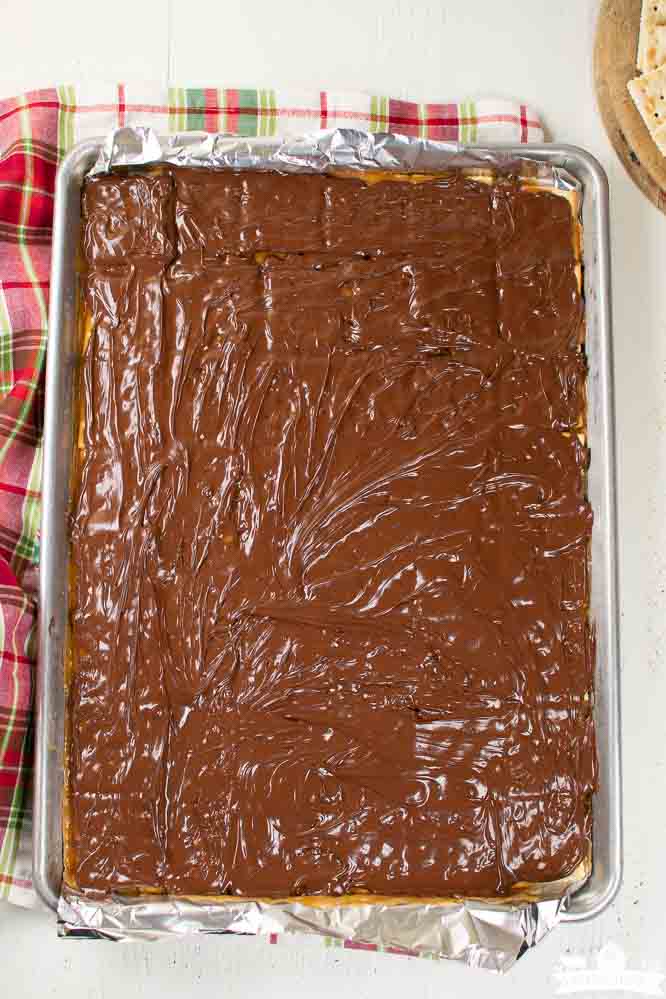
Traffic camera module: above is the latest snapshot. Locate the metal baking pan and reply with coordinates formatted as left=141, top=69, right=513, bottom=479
left=34, top=138, right=622, bottom=923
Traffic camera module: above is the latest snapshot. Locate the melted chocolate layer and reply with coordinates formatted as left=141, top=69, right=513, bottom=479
left=67, top=168, right=595, bottom=897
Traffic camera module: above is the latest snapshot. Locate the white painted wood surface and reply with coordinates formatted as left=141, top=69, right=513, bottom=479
left=1, top=0, right=664, bottom=993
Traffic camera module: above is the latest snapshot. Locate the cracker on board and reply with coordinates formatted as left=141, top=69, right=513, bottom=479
left=628, top=65, right=666, bottom=134
left=644, top=23, right=666, bottom=72
left=638, top=0, right=666, bottom=73
left=652, top=120, right=666, bottom=152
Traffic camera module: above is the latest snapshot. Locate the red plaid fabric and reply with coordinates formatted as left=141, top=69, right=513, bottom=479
left=0, top=85, right=543, bottom=906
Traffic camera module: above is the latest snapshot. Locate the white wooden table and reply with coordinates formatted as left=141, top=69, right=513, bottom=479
left=1, top=1, right=663, bottom=994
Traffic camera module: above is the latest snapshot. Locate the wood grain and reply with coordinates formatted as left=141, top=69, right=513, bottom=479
left=595, top=0, right=666, bottom=212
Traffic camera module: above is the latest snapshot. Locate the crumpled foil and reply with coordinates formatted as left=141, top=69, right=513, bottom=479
left=58, top=890, right=568, bottom=971
left=89, top=125, right=581, bottom=193
left=61, top=126, right=588, bottom=969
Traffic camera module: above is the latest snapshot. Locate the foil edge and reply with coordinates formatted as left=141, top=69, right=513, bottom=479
left=89, top=126, right=580, bottom=192
left=57, top=888, right=574, bottom=972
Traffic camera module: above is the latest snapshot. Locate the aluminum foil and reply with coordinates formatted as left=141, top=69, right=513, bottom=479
left=59, top=889, right=571, bottom=971
left=61, top=126, right=589, bottom=970
left=89, top=125, right=581, bottom=193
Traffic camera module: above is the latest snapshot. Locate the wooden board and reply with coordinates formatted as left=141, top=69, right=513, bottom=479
left=595, top=0, right=666, bottom=212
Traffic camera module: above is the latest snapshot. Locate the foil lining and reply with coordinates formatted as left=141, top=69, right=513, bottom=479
left=61, top=126, right=588, bottom=969
left=58, top=889, right=568, bottom=971
left=89, top=125, right=581, bottom=193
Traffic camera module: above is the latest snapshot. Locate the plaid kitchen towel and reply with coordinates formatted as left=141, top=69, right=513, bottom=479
left=0, top=84, right=543, bottom=907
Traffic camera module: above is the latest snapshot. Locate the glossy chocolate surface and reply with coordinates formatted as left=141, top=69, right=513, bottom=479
left=67, top=167, right=595, bottom=897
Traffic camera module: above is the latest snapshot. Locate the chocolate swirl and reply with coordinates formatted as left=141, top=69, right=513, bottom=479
left=67, top=168, right=595, bottom=897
